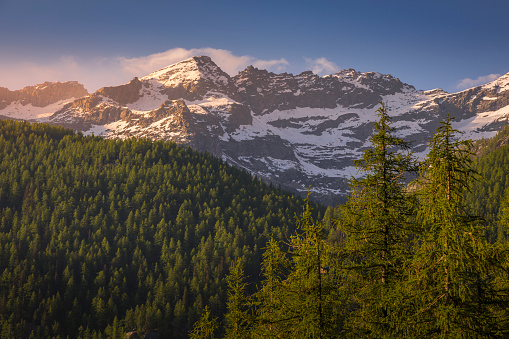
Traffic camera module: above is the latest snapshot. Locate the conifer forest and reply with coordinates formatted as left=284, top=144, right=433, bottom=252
left=1, top=102, right=509, bottom=338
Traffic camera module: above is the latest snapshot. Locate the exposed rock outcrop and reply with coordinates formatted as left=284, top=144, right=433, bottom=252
left=0, top=81, right=88, bottom=110
left=96, top=77, right=143, bottom=105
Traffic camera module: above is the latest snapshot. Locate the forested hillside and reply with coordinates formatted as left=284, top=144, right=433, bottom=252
left=0, top=120, right=318, bottom=338
left=467, top=125, right=509, bottom=243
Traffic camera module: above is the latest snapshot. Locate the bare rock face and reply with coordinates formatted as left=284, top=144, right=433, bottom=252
left=234, top=66, right=300, bottom=114
left=0, top=81, right=88, bottom=109
left=0, top=87, right=11, bottom=109
left=95, top=77, right=143, bottom=106
left=64, top=95, right=102, bottom=112
left=233, top=67, right=342, bottom=114
left=438, top=86, right=509, bottom=122
left=232, top=66, right=415, bottom=115
left=124, top=100, right=192, bottom=130
left=334, top=69, right=410, bottom=95
left=333, top=69, right=415, bottom=109
left=225, top=103, right=253, bottom=132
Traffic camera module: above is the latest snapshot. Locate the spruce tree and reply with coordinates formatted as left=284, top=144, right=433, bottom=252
left=408, top=114, right=507, bottom=338
left=339, top=101, right=417, bottom=337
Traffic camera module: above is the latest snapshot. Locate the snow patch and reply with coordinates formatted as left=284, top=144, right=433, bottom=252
left=452, top=105, right=509, bottom=139
left=0, top=99, right=77, bottom=121
left=84, top=120, right=129, bottom=137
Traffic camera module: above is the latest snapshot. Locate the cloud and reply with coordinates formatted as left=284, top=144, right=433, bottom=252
left=304, top=57, right=340, bottom=75
left=0, top=48, right=291, bottom=92
left=456, top=73, right=501, bottom=90
left=119, top=47, right=289, bottom=76
left=0, top=56, right=81, bottom=89
left=0, top=55, right=128, bottom=92
left=252, top=59, right=290, bottom=73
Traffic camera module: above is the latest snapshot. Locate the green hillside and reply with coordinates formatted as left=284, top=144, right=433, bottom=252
left=0, top=120, right=318, bottom=338
left=467, top=125, right=509, bottom=242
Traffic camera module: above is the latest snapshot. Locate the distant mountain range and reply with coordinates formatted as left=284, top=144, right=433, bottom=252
left=2, top=56, right=509, bottom=204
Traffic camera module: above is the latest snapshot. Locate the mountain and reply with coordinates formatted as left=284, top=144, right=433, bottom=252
left=3, top=56, right=509, bottom=204
left=0, top=81, right=88, bottom=121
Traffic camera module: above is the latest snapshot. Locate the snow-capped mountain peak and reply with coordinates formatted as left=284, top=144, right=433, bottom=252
left=142, top=56, right=233, bottom=96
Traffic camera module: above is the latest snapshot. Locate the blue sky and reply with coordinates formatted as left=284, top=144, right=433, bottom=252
left=0, top=0, right=507, bottom=93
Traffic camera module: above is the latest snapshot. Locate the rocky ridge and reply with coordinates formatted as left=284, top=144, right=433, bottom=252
left=3, top=56, right=509, bottom=204
left=0, top=81, right=88, bottom=120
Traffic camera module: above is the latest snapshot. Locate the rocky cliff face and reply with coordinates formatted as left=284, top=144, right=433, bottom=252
left=0, top=81, right=89, bottom=121
left=0, top=81, right=88, bottom=110
left=5, top=56, right=509, bottom=204
left=95, top=77, right=143, bottom=106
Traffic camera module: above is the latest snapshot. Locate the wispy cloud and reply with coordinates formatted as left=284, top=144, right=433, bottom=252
left=119, top=47, right=289, bottom=77
left=0, top=56, right=129, bottom=92
left=456, top=73, right=501, bottom=90
left=304, top=57, right=340, bottom=75
left=0, top=48, right=291, bottom=92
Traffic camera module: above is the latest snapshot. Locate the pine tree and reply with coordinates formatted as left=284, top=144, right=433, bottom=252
left=339, top=101, right=417, bottom=337
left=283, top=197, right=339, bottom=338
left=408, top=114, right=507, bottom=337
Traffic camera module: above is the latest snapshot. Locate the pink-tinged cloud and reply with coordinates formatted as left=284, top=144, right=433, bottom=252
left=456, top=73, right=501, bottom=90
left=0, top=56, right=128, bottom=92
left=304, top=57, right=340, bottom=75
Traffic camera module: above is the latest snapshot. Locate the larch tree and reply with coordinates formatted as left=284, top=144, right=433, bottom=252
left=408, top=115, right=508, bottom=338
left=338, top=101, right=418, bottom=338
left=250, top=237, right=290, bottom=338
left=251, top=196, right=341, bottom=338
left=282, top=197, right=338, bottom=338
left=224, top=259, right=251, bottom=339
left=189, top=306, right=219, bottom=339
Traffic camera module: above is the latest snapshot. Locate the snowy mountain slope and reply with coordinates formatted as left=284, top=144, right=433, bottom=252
left=4, top=56, right=509, bottom=204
